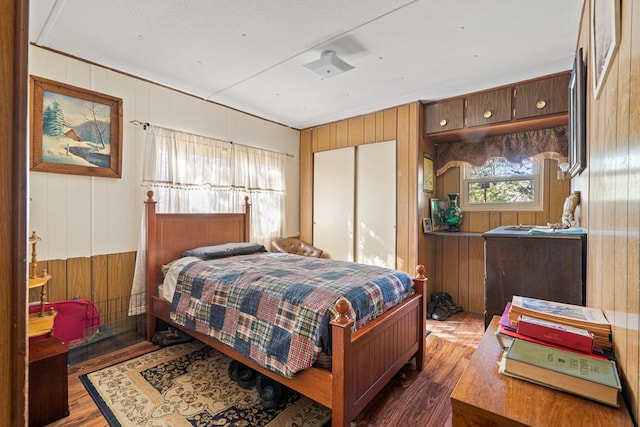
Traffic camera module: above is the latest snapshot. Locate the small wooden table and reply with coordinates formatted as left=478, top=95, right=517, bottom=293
left=450, top=316, right=634, bottom=426
left=29, top=337, right=69, bottom=427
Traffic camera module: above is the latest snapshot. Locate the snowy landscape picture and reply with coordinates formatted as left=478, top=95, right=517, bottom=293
left=30, top=76, right=122, bottom=178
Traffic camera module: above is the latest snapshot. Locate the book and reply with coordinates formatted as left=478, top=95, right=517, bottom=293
left=499, top=338, right=622, bottom=407
left=495, top=323, right=608, bottom=361
left=509, top=296, right=611, bottom=349
left=516, top=315, right=594, bottom=353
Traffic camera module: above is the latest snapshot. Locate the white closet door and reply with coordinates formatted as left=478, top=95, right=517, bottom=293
left=313, top=147, right=355, bottom=261
left=356, top=140, right=396, bottom=268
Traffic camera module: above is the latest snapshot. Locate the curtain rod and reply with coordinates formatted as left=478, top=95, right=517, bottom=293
left=129, top=120, right=294, bottom=158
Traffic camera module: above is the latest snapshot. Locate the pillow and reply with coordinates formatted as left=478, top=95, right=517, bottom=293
left=181, top=242, right=267, bottom=259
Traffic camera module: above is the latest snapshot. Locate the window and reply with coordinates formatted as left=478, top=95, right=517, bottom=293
left=459, top=157, right=544, bottom=211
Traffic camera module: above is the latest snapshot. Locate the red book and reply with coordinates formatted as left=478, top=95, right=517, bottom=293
left=516, top=315, right=594, bottom=354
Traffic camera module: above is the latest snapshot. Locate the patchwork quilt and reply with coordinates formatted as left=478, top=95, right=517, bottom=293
left=169, top=253, right=414, bottom=378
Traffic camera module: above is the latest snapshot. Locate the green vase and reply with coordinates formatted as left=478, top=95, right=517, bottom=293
left=445, top=193, right=463, bottom=232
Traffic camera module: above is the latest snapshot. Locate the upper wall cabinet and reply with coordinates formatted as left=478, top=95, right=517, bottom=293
left=466, top=87, right=512, bottom=127
left=423, top=72, right=569, bottom=142
left=513, top=74, right=570, bottom=120
left=425, top=98, right=464, bottom=134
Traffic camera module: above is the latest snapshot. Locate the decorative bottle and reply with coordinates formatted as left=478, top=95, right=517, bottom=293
left=445, top=193, right=463, bottom=232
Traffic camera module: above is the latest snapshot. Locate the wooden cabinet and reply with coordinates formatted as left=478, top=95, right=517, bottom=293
left=424, top=98, right=464, bottom=134
left=29, top=337, right=69, bottom=426
left=514, top=73, right=570, bottom=119
left=423, top=72, right=570, bottom=142
left=451, top=317, right=634, bottom=426
left=465, top=87, right=512, bottom=127
left=482, top=226, right=586, bottom=329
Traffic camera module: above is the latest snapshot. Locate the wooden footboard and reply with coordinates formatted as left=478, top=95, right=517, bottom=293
left=144, top=192, right=427, bottom=427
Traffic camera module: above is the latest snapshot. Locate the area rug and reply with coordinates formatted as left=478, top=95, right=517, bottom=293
left=80, top=341, right=332, bottom=426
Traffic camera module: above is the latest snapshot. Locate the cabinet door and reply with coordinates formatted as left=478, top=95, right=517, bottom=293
left=356, top=141, right=396, bottom=268
left=425, top=99, right=464, bottom=134
left=513, top=74, right=570, bottom=119
left=466, top=87, right=512, bottom=127
left=313, top=147, right=355, bottom=261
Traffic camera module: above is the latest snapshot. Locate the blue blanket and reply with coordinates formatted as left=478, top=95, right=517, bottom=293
left=169, top=253, right=413, bottom=378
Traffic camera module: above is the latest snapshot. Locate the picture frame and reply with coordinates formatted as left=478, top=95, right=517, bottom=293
left=423, top=152, right=434, bottom=193
left=30, top=75, right=123, bottom=178
left=430, top=198, right=448, bottom=231
left=568, top=47, right=587, bottom=177
left=591, top=0, right=620, bottom=99
left=422, top=218, right=432, bottom=233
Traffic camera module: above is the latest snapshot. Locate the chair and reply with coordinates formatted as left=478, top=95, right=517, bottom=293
left=271, top=237, right=323, bottom=258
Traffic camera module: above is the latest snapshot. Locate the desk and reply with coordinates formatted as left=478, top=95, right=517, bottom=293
left=450, top=317, right=633, bottom=426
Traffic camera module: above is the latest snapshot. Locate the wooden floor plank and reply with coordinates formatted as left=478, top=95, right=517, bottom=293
left=45, top=312, right=484, bottom=427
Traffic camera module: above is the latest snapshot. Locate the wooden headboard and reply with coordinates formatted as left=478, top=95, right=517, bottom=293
left=144, top=191, right=250, bottom=310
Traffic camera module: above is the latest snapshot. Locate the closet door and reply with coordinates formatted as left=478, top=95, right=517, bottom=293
left=356, top=141, right=396, bottom=268
left=313, top=147, right=355, bottom=261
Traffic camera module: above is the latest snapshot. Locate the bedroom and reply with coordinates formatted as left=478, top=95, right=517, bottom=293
left=1, top=1, right=639, bottom=426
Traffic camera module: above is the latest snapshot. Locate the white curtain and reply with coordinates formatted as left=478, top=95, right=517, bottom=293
left=129, top=126, right=287, bottom=314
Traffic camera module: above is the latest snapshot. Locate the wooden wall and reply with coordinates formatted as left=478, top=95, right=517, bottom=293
left=299, top=103, right=425, bottom=276
left=28, top=252, right=137, bottom=326
left=423, top=156, right=571, bottom=313
left=575, top=1, right=639, bottom=421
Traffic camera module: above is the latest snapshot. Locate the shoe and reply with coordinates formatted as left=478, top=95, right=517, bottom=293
left=257, top=375, right=282, bottom=410
left=431, top=300, right=450, bottom=321
left=427, top=301, right=436, bottom=318
left=432, top=292, right=463, bottom=314
left=228, top=360, right=257, bottom=388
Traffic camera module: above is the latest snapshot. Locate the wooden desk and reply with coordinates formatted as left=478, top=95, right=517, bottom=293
left=450, top=316, right=634, bottom=426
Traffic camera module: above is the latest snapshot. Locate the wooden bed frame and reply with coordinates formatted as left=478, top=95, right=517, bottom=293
left=144, top=191, right=427, bottom=427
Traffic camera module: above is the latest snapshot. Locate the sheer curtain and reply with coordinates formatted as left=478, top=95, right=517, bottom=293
left=129, top=126, right=287, bottom=314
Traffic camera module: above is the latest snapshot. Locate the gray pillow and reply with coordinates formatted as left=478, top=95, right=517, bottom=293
left=182, top=242, right=267, bottom=259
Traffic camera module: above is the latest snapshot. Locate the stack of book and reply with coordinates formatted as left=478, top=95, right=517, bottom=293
left=495, top=296, right=622, bottom=407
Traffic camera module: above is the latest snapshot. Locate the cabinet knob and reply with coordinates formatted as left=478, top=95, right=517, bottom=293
left=439, top=119, right=448, bottom=127
left=536, top=100, right=546, bottom=109
left=483, top=110, right=493, bottom=119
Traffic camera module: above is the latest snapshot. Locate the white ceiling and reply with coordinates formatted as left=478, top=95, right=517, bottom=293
left=29, top=0, right=584, bottom=130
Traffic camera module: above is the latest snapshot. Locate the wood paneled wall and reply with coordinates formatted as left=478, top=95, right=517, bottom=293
left=300, top=103, right=571, bottom=315
left=575, top=1, right=639, bottom=421
left=424, top=158, right=570, bottom=313
left=299, top=103, right=424, bottom=276
left=28, top=252, right=137, bottom=326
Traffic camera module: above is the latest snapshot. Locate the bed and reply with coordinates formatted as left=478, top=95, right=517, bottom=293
left=144, top=191, right=427, bottom=427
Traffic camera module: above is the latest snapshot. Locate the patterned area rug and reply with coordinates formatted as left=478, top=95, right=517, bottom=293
left=80, top=341, right=332, bottom=426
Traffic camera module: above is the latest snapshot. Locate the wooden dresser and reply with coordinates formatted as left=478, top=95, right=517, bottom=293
left=482, top=227, right=586, bottom=328
left=29, top=337, right=69, bottom=427
left=450, top=317, right=634, bottom=426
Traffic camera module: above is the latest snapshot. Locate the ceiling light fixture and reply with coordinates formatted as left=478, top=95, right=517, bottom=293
left=304, top=50, right=354, bottom=79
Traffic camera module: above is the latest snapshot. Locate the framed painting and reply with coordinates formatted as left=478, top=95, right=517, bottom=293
left=430, top=198, right=447, bottom=231
left=422, top=218, right=432, bottom=234
left=423, top=152, right=434, bottom=193
left=568, top=47, right=587, bottom=177
left=30, top=75, right=123, bottom=178
left=591, top=0, right=620, bottom=99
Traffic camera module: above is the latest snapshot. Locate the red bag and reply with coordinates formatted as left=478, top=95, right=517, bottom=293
left=29, top=299, right=102, bottom=346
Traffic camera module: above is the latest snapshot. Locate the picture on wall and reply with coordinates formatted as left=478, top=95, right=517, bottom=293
left=568, top=47, right=587, bottom=177
left=423, top=152, right=434, bottom=193
left=591, top=0, right=620, bottom=98
left=30, top=75, right=123, bottom=178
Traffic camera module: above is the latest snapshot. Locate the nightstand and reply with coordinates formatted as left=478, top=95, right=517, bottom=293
left=29, top=337, right=69, bottom=427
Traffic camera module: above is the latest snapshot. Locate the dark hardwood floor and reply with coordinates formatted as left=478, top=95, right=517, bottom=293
left=47, top=311, right=484, bottom=427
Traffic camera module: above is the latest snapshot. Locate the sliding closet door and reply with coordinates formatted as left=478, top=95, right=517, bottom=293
left=356, top=140, right=396, bottom=268
left=313, top=147, right=355, bottom=261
